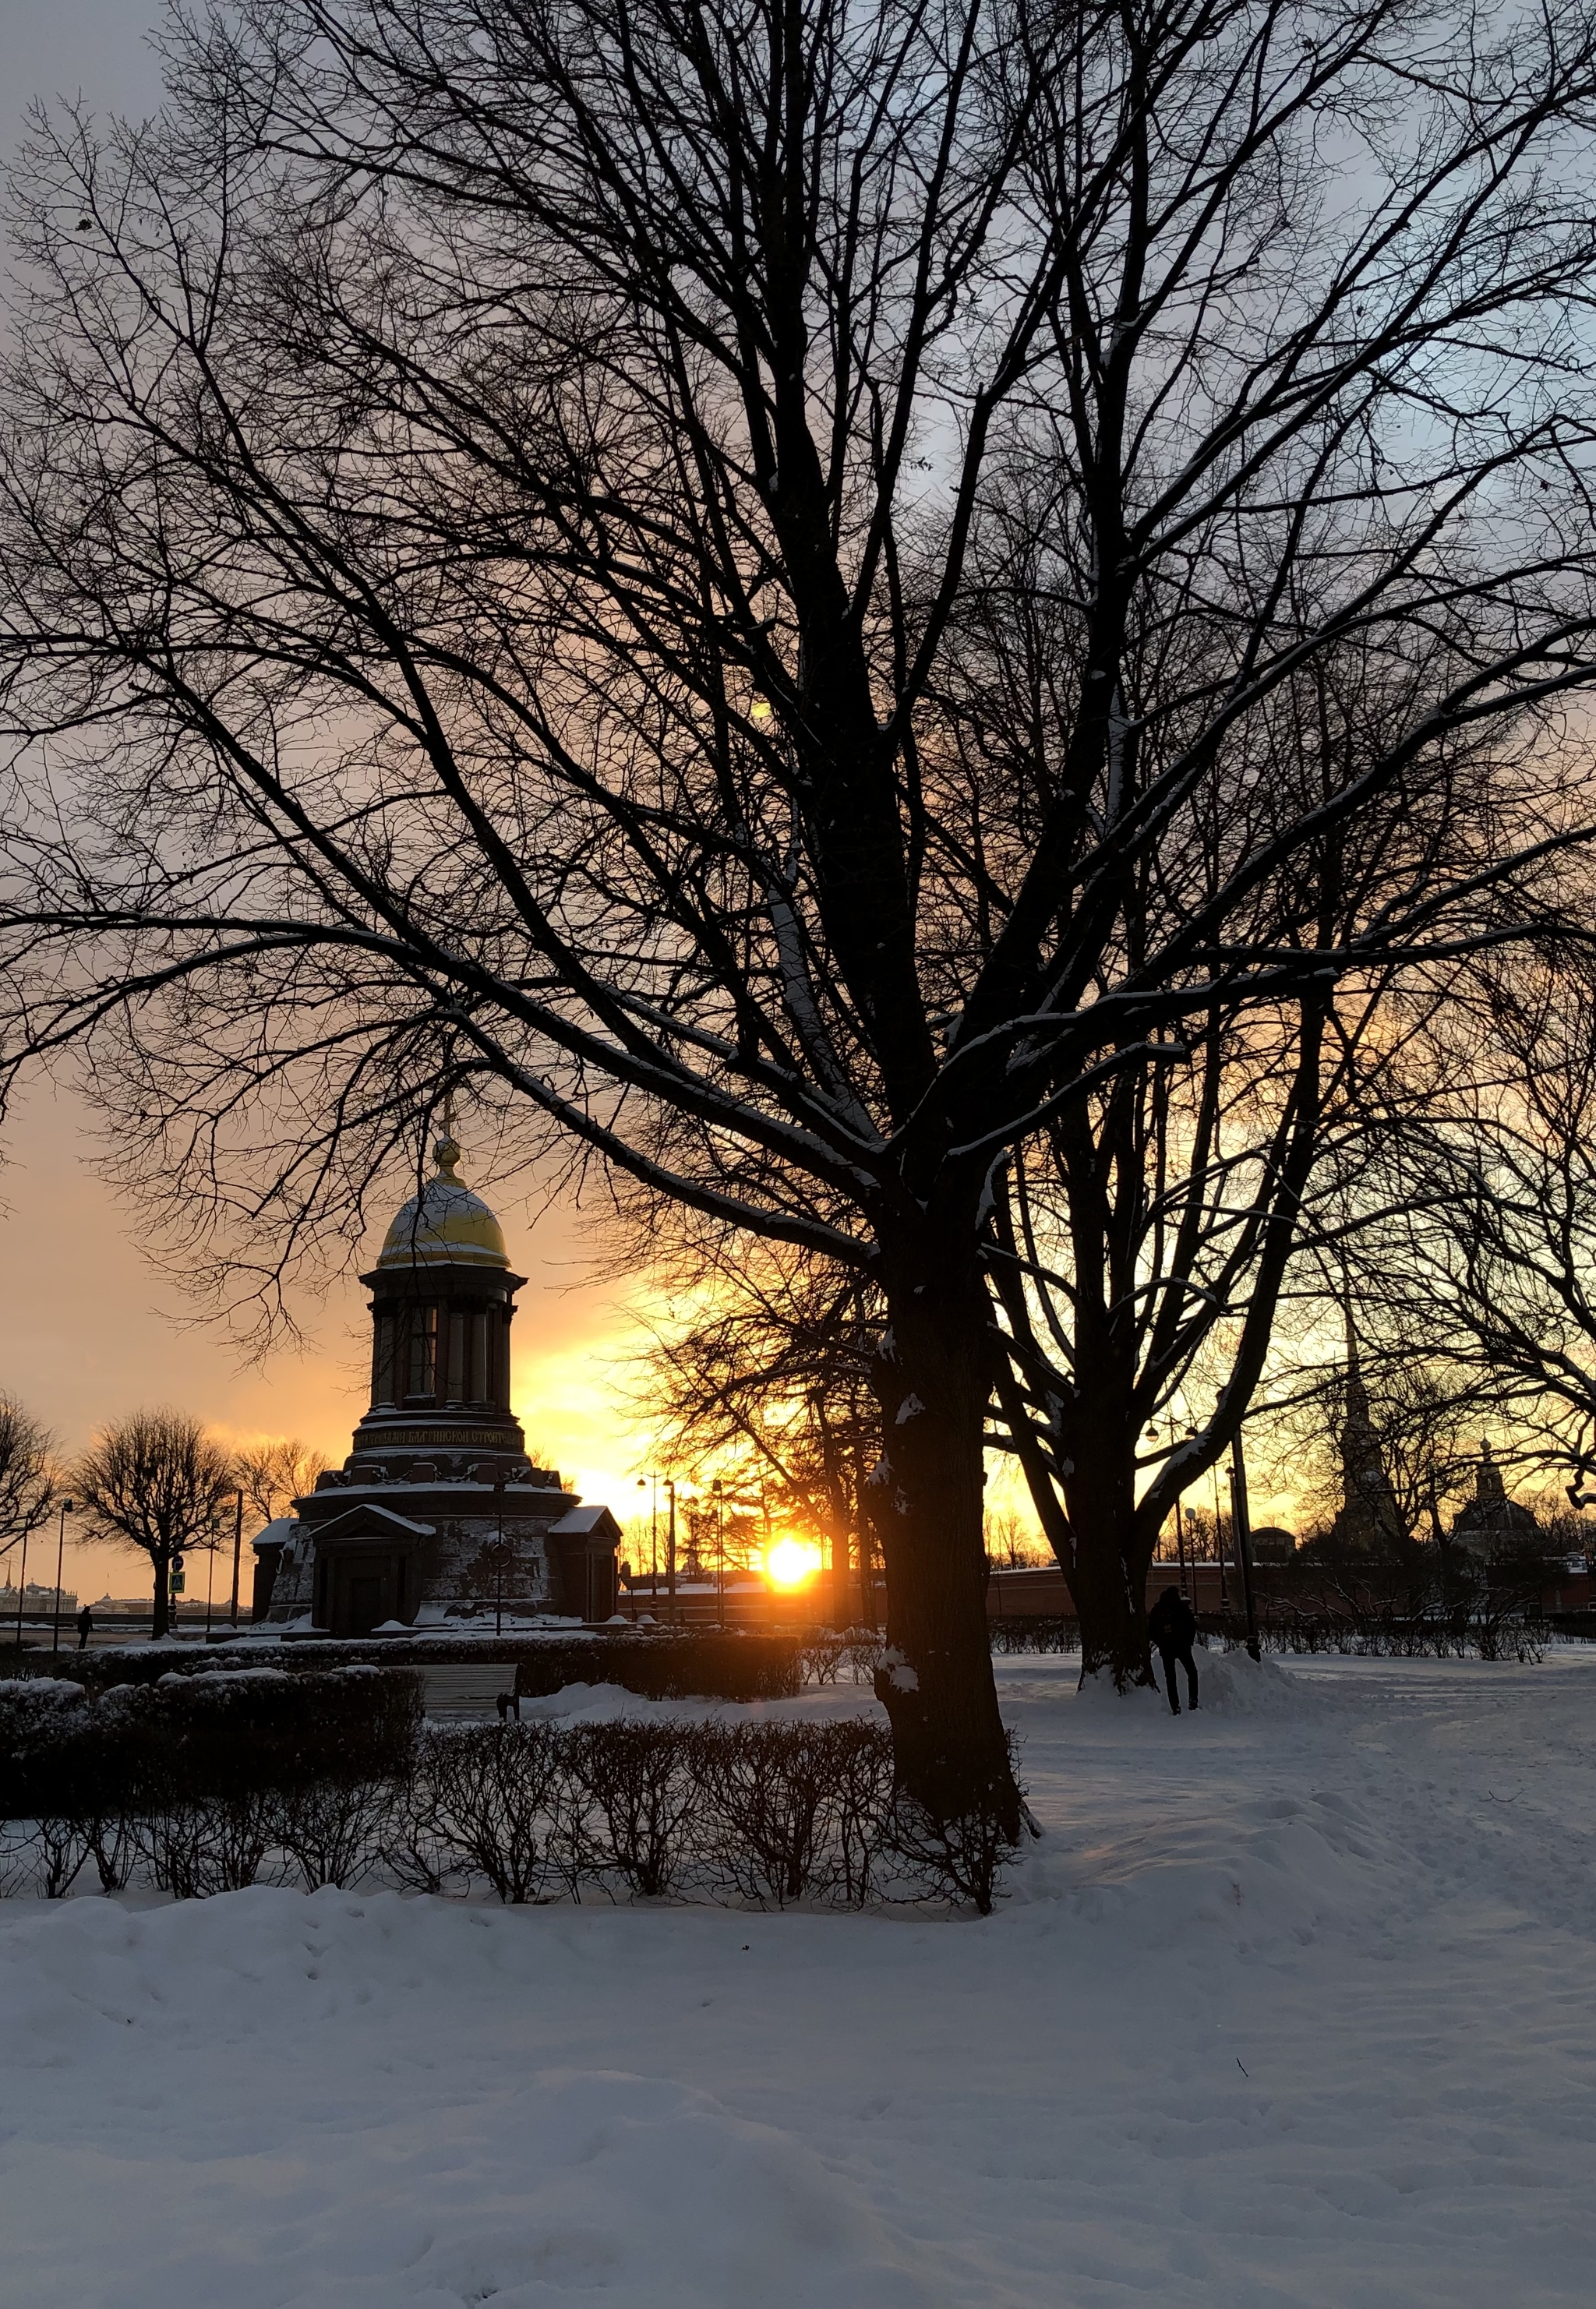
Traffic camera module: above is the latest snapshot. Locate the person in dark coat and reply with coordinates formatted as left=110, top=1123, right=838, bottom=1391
left=75, top=1604, right=94, bottom=1651
left=1148, top=1585, right=1199, bottom=1714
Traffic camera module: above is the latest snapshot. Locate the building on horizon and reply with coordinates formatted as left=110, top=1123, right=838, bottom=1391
left=253, top=1136, right=620, bottom=1635
left=1327, top=1318, right=1409, bottom=1554
left=1449, top=1442, right=1541, bottom=1559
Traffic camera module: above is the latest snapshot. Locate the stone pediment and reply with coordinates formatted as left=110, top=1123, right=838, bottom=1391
left=549, top=1506, right=623, bottom=1542
left=311, top=1503, right=436, bottom=1549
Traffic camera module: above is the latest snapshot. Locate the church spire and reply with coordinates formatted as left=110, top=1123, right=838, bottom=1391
left=1331, top=1294, right=1407, bottom=1552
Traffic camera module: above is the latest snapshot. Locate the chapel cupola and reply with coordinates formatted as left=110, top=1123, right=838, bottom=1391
left=347, top=1136, right=531, bottom=1482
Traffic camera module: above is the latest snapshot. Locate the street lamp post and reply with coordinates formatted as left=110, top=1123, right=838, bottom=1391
left=14, top=1519, right=31, bottom=1651
left=1229, top=1435, right=1262, bottom=1661
left=228, top=1488, right=245, bottom=1628
left=1212, top=1460, right=1230, bottom=1618
left=712, top=1478, right=725, bottom=1629
left=50, top=1498, right=74, bottom=1654
left=666, top=1480, right=677, bottom=1626
left=494, top=1475, right=507, bottom=1636
left=1147, top=1421, right=1193, bottom=1604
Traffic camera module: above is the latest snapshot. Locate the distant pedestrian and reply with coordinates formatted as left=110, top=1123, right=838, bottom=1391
left=76, top=1604, right=93, bottom=1652
left=1148, top=1585, right=1199, bottom=1715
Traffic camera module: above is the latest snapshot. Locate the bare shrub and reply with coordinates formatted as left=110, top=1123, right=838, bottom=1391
left=137, top=1791, right=277, bottom=1898
left=827, top=1721, right=895, bottom=1908
left=988, top=1618, right=1080, bottom=1657
left=422, top=1723, right=566, bottom=1904
left=30, top=1816, right=90, bottom=1899
left=381, top=1769, right=454, bottom=1895
left=516, top=1636, right=803, bottom=1704
left=570, top=1720, right=709, bottom=1901
left=800, top=1640, right=846, bottom=1687
left=82, top=1812, right=138, bottom=1894
left=702, top=1721, right=892, bottom=1908
left=270, top=1779, right=394, bottom=1891
left=884, top=1735, right=1026, bottom=1916
left=844, top=1637, right=886, bottom=1686
left=0, top=1819, right=34, bottom=1897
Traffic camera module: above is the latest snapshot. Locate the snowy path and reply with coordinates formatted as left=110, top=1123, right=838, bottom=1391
left=2, top=1651, right=1594, bottom=2307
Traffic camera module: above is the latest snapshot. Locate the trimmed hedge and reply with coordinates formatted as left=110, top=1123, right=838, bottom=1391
left=987, top=1616, right=1080, bottom=1655
left=2, top=1629, right=807, bottom=1702
left=0, top=1666, right=423, bottom=1818
left=514, top=1633, right=802, bottom=1703
left=0, top=1714, right=1020, bottom=1912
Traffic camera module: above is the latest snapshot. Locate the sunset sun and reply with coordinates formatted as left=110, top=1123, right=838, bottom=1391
left=762, top=1537, right=822, bottom=1589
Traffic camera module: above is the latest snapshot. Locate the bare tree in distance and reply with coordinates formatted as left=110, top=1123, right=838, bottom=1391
left=0, top=1392, right=57, bottom=1579
left=983, top=1507, right=1051, bottom=1572
left=74, top=1410, right=238, bottom=1639
left=6, top=0, right=1596, bottom=1816
left=630, top=1244, right=883, bottom=1624
left=235, top=1435, right=329, bottom=1527
left=984, top=949, right=1451, bottom=1675
left=1352, top=952, right=1596, bottom=1508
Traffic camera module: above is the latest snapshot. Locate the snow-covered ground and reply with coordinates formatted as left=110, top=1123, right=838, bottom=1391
left=2, top=1647, right=1593, bottom=2307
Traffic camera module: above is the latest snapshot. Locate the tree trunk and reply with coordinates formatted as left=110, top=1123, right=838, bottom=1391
left=866, top=1234, right=1020, bottom=1840
left=1061, top=1421, right=1156, bottom=1690
left=150, top=1552, right=170, bottom=1641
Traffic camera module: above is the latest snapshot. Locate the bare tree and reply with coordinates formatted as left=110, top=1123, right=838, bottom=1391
left=235, top=1435, right=328, bottom=1526
left=983, top=1507, right=1050, bottom=1571
left=983, top=958, right=1426, bottom=1675
left=632, top=1244, right=881, bottom=1623
left=74, top=1410, right=238, bottom=1639
left=1356, top=952, right=1596, bottom=1503
left=0, top=1393, right=57, bottom=1598
left=5, top=0, right=1596, bottom=1815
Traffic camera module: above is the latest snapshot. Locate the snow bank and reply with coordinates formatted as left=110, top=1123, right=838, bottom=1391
left=0, top=1889, right=938, bottom=2309
left=2, top=1654, right=1594, bottom=2306
left=1068, top=1646, right=1322, bottom=1718
left=1193, top=1645, right=1324, bottom=1714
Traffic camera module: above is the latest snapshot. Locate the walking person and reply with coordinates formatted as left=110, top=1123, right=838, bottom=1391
left=1148, top=1585, right=1199, bottom=1715
left=75, top=1602, right=93, bottom=1652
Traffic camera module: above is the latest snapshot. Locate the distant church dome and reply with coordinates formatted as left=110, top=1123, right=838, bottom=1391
left=375, top=1137, right=508, bottom=1271
left=1451, top=1441, right=1539, bottom=1558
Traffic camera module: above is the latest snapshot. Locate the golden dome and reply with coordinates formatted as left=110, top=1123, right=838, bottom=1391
left=376, top=1137, right=509, bottom=1271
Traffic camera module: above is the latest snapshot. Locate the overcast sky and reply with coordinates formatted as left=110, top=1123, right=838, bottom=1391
left=0, top=2, right=166, bottom=164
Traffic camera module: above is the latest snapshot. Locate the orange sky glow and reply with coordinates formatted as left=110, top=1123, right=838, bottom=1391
left=0, top=1078, right=1052, bottom=1608
left=0, top=1080, right=663, bottom=1602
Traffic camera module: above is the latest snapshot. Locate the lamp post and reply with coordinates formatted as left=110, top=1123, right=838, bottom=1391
left=228, top=1488, right=244, bottom=1628
left=666, top=1479, right=677, bottom=1626
left=14, top=1518, right=31, bottom=1651
left=50, top=1498, right=74, bottom=1654
left=634, top=1474, right=663, bottom=1618
left=712, top=1478, right=725, bottom=1629
left=494, top=1474, right=507, bottom=1636
left=1229, top=1435, right=1262, bottom=1661
left=1146, top=1421, right=1193, bottom=1603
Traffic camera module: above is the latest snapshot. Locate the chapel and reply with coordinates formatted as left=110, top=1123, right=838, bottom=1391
left=252, top=1136, right=620, bottom=1634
